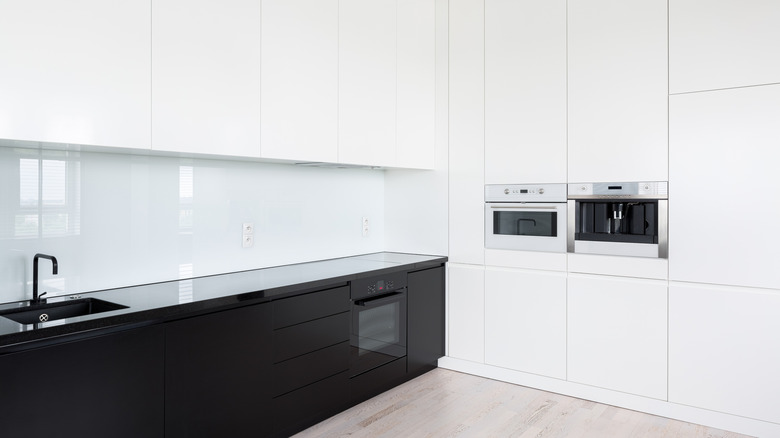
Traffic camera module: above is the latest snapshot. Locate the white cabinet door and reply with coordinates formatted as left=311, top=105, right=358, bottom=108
left=338, top=0, right=396, bottom=167
left=485, top=267, right=566, bottom=379
left=567, top=0, right=668, bottom=183
left=152, top=0, right=262, bottom=157
left=0, top=0, right=151, bottom=149
left=448, top=0, right=485, bottom=265
left=447, top=263, right=485, bottom=363
left=568, top=274, right=667, bottom=400
left=669, top=283, right=780, bottom=424
left=260, top=0, right=338, bottom=163
left=485, top=0, right=566, bottom=184
left=669, top=85, right=780, bottom=289
left=670, top=0, right=780, bottom=94
left=396, top=0, right=436, bottom=170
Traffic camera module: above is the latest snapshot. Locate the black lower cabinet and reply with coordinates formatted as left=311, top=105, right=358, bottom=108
left=407, top=266, right=445, bottom=377
left=0, top=325, right=165, bottom=438
left=270, top=286, right=351, bottom=437
left=0, top=264, right=446, bottom=438
left=165, top=303, right=272, bottom=438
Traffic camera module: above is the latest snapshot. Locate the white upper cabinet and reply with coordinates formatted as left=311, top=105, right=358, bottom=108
left=0, top=0, right=151, bottom=149
left=485, top=267, right=566, bottom=379
left=568, top=274, right=668, bottom=400
left=152, top=0, right=262, bottom=157
left=669, top=85, right=780, bottom=289
left=567, top=0, right=668, bottom=183
left=338, top=0, right=397, bottom=167
left=339, top=0, right=436, bottom=169
left=484, top=0, right=566, bottom=184
left=670, top=0, right=780, bottom=94
left=396, top=0, right=436, bottom=169
left=260, top=0, right=338, bottom=163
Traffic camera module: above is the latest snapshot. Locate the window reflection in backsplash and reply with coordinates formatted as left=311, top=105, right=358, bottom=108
left=7, top=149, right=81, bottom=240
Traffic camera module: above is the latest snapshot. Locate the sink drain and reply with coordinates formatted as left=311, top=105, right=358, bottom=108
left=39, top=314, right=49, bottom=322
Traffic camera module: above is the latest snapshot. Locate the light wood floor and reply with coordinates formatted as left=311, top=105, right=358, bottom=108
left=293, top=368, right=752, bottom=438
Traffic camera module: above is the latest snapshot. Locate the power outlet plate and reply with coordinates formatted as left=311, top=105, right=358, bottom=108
left=362, top=217, right=369, bottom=237
left=242, top=222, right=254, bottom=248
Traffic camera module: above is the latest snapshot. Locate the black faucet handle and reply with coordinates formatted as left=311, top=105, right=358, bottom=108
left=33, top=292, right=48, bottom=305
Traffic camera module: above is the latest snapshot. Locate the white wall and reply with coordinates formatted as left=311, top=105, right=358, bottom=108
left=0, top=147, right=385, bottom=303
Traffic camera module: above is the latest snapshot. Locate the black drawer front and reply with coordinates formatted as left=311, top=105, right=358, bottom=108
left=272, top=285, right=350, bottom=329
left=273, top=312, right=349, bottom=363
left=272, top=371, right=350, bottom=437
left=272, top=341, right=349, bottom=397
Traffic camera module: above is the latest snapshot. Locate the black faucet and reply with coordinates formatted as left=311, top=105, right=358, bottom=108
left=32, top=253, right=58, bottom=305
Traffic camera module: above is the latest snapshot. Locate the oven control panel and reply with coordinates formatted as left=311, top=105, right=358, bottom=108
left=351, top=270, right=408, bottom=300
left=367, top=280, right=395, bottom=295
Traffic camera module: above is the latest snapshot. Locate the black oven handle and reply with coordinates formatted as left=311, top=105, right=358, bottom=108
left=353, top=290, right=405, bottom=307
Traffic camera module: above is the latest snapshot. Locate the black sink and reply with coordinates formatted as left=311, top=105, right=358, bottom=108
left=0, top=298, right=128, bottom=325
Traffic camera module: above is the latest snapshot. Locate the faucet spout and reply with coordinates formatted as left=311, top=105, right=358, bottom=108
left=33, top=253, right=58, bottom=305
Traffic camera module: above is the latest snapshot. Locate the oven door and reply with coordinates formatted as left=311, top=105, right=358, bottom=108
left=350, top=289, right=407, bottom=378
left=485, top=202, right=567, bottom=252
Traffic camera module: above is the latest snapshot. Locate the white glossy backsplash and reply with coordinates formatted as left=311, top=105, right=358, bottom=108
left=0, top=147, right=385, bottom=304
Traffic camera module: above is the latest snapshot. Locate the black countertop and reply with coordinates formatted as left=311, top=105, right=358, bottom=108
left=0, top=252, right=447, bottom=353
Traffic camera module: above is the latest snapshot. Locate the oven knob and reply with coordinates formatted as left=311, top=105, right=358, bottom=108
left=538, top=188, right=545, bottom=195
left=504, top=188, right=509, bottom=195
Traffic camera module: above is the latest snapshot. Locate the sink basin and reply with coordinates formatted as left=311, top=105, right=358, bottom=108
left=0, top=298, right=128, bottom=324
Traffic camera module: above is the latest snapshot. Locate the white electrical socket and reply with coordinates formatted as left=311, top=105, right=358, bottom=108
left=242, top=223, right=254, bottom=248
left=362, top=217, right=369, bottom=237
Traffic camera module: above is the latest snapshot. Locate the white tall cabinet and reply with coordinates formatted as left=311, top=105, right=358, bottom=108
left=670, top=0, right=780, bottom=94
left=669, top=283, right=780, bottom=425
left=567, top=274, right=667, bottom=400
left=485, top=267, right=566, bottom=379
left=0, top=0, right=151, bottom=149
left=567, top=0, right=668, bottom=183
left=152, top=0, right=262, bottom=157
left=447, top=264, right=485, bottom=363
left=448, top=0, right=485, bottom=265
left=260, top=0, right=338, bottom=163
left=484, top=0, right=566, bottom=184
left=669, top=85, right=780, bottom=290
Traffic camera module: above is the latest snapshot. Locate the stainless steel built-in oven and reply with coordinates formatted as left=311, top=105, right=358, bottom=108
left=485, top=184, right=568, bottom=253
left=349, top=271, right=407, bottom=378
left=567, top=182, right=668, bottom=258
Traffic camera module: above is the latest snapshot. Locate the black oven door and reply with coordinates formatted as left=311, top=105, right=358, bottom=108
left=350, top=289, right=407, bottom=378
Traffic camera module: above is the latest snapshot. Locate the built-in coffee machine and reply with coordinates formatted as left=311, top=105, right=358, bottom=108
left=567, top=182, right=668, bottom=258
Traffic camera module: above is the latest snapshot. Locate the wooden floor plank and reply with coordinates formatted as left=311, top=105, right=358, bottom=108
left=292, top=369, right=752, bottom=438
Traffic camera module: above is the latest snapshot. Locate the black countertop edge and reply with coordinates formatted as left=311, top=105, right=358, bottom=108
left=0, top=252, right=447, bottom=354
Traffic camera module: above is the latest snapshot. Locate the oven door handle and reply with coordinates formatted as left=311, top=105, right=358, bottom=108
left=353, top=291, right=404, bottom=307
left=490, top=205, right=558, bottom=210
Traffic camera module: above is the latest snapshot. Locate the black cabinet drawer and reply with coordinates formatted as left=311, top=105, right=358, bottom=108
left=273, top=311, right=349, bottom=363
left=273, top=341, right=349, bottom=397
left=272, top=371, right=350, bottom=437
left=273, top=285, right=350, bottom=329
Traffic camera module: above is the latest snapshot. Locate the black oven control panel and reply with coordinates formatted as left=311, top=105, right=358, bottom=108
left=351, top=270, right=408, bottom=300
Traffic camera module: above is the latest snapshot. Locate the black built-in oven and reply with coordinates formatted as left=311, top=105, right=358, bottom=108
left=349, top=270, right=407, bottom=380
